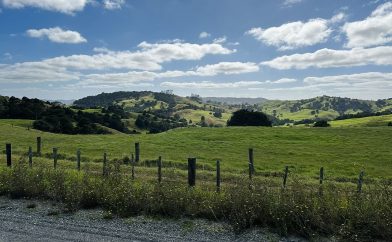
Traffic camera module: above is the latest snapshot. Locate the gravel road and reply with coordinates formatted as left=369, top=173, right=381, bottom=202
left=0, top=196, right=309, bottom=242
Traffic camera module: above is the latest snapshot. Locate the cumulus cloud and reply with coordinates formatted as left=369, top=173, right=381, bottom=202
left=103, top=0, right=125, bottom=10
left=342, top=2, right=392, bottom=48
left=246, top=13, right=344, bottom=50
left=304, top=72, right=392, bottom=84
left=199, top=32, right=211, bottom=39
left=2, top=0, right=89, bottom=14
left=161, top=81, right=265, bottom=89
left=261, top=46, right=392, bottom=69
left=26, top=27, right=87, bottom=44
left=282, top=0, right=303, bottom=7
left=194, top=62, right=259, bottom=75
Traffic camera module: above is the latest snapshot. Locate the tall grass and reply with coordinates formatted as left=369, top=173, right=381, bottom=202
left=0, top=161, right=390, bottom=241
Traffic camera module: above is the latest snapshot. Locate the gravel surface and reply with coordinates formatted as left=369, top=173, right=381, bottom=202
left=0, top=196, right=311, bottom=242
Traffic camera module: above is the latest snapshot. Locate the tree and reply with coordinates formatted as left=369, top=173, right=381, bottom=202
left=227, top=109, right=272, bottom=126
left=313, top=120, right=330, bottom=127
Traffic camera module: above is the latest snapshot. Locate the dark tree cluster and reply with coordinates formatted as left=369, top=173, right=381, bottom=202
left=227, top=109, right=272, bottom=127
left=313, top=120, right=330, bottom=127
left=135, top=112, right=187, bottom=133
left=0, top=96, right=129, bottom=134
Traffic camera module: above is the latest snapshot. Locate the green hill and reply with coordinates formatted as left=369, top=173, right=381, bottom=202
left=330, top=114, right=392, bottom=127
left=260, top=96, right=392, bottom=122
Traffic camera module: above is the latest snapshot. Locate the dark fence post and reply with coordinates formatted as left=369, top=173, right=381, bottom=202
left=53, top=147, right=58, bottom=169
left=28, top=146, right=33, bottom=167
left=157, top=156, right=162, bottom=183
left=216, top=160, right=221, bottom=192
left=283, top=166, right=289, bottom=188
left=357, top=171, right=364, bottom=193
left=6, top=143, right=11, bottom=167
left=248, top=148, right=254, bottom=179
left=135, top=143, right=140, bottom=163
left=188, top=158, right=196, bottom=187
left=77, top=149, right=81, bottom=171
left=37, top=137, right=41, bottom=156
left=103, top=152, right=107, bottom=176
left=319, top=167, right=324, bottom=185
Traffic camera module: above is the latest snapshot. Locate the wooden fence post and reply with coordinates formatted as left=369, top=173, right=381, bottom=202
left=157, top=156, right=162, bottom=183
left=53, top=147, right=58, bottom=169
left=103, top=152, right=107, bottom=176
left=283, top=166, right=289, bottom=188
left=135, top=142, right=140, bottom=163
left=37, top=137, right=41, bottom=156
left=357, top=171, right=364, bottom=193
left=28, top=146, right=33, bottom=167
left=216, top=160, right=221, bottom=192
left=319, top=167, right=324, bottom=185
left=77, top=149, right=81, bottom=171
left=6, top=143, right=11, bottom=167
left=188, top=158, right=196, bottom=187
left=248, top=148, right=254, bottom=179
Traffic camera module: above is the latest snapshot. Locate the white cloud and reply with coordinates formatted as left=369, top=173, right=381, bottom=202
left=261, top=46, right=392, bottom=69
left=282, top=0, right=303, bottom=7
left=268, top=78, right=297, bottom=84
left=304, top=72, right=392, bottom=84
left=213, top=36, right=227, bottom=44
left=2, top=0, right=89, bottom=14
left=194, top=62, right=259, bottom=75
left=26, top=27, right=87, bottom=44
left=0, top=62, right=80, bottom=83
left=199, top=32, right=211, bottom=39
left=246, top=13, right=344, bottom=50
left=161, top=81, right=265, bottom=89
left=342, top=2, right=392, bottom=48
left=103, top=0, right=125, bottom=10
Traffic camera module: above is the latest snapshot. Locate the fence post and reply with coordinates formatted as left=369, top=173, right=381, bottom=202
left=135, top=142, right=140, bottom=163
left=6, top=143, right=11, bottom=167
left=103, top=152, right=107, bottom=176
left=28, top=146, right=33, bottom=167
left=248, top=148, right=254, bottom=179
left=37, top=137, right=41, bottom=156
left=216, top=160, right=221, bottom=192
left=319, top=167, right=324, bottom=185
left=157, top=156, right=162, bottom=183
left=53, top=147, right=58, bottom=169
left=283, top=166, right=289, bottom=188
left=77, top=149, right=81, bottom=171
left=357, top=171, right=364, bottom=193
left=188, top=158, right=196, bottom=187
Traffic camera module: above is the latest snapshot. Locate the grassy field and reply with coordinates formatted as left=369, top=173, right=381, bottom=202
left=0, top=119, right=391, bottom=240
left=0, top=119, right=391, bottom=180
left=330, top=114, right=392, bottom=127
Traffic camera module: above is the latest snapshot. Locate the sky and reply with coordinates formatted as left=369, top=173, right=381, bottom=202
left=0, top=0, right=391, bottom=100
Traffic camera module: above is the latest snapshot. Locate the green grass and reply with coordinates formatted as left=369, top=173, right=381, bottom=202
left=0, top=119, right=33, bottom=128
left=0, top=119, right=391, bottom=180
left=175, top=109, right=231, bottom=126
left=330, top=114, right=392, bottom=127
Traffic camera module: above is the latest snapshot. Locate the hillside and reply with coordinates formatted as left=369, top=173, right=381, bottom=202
left=330, top=114, right=392, bottom=127
left=203, top=97, right=267, bottom=105
left=73, top=91, right=234, bottom=131
left=260, top=96, right=392, bottom=122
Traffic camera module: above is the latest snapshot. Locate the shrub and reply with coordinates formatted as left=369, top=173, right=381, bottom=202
left=388, top=122, right=392, bottom=126
left=313, top=120, right=330, bottom=127
left=227, top=109, right=271, bottom=126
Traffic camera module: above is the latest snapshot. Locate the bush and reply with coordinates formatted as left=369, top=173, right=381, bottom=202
left=227, top=109, right=271, bottom=126
left=388, top=122, right=392, bottom=126
left=313, top=120, right=330, bottom=127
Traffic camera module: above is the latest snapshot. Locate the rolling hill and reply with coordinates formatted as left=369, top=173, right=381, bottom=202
left=259, top=96, right=392, bottom=122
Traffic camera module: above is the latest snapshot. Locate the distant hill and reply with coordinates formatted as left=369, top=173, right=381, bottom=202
left=260, top=96, right=392, bottom=122
left=203, top=97, right=267, bottom=105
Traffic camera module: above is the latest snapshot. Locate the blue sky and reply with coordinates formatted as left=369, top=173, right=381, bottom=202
left=0, top=0, right=391, bottom=100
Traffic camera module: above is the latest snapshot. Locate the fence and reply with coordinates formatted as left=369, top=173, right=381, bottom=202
left=3, top=137, right=366, bottom=193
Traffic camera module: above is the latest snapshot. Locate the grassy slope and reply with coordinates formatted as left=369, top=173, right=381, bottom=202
left=330, top=114, right=392, bottom=127
left=0, top=120, right=391, bottom=179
